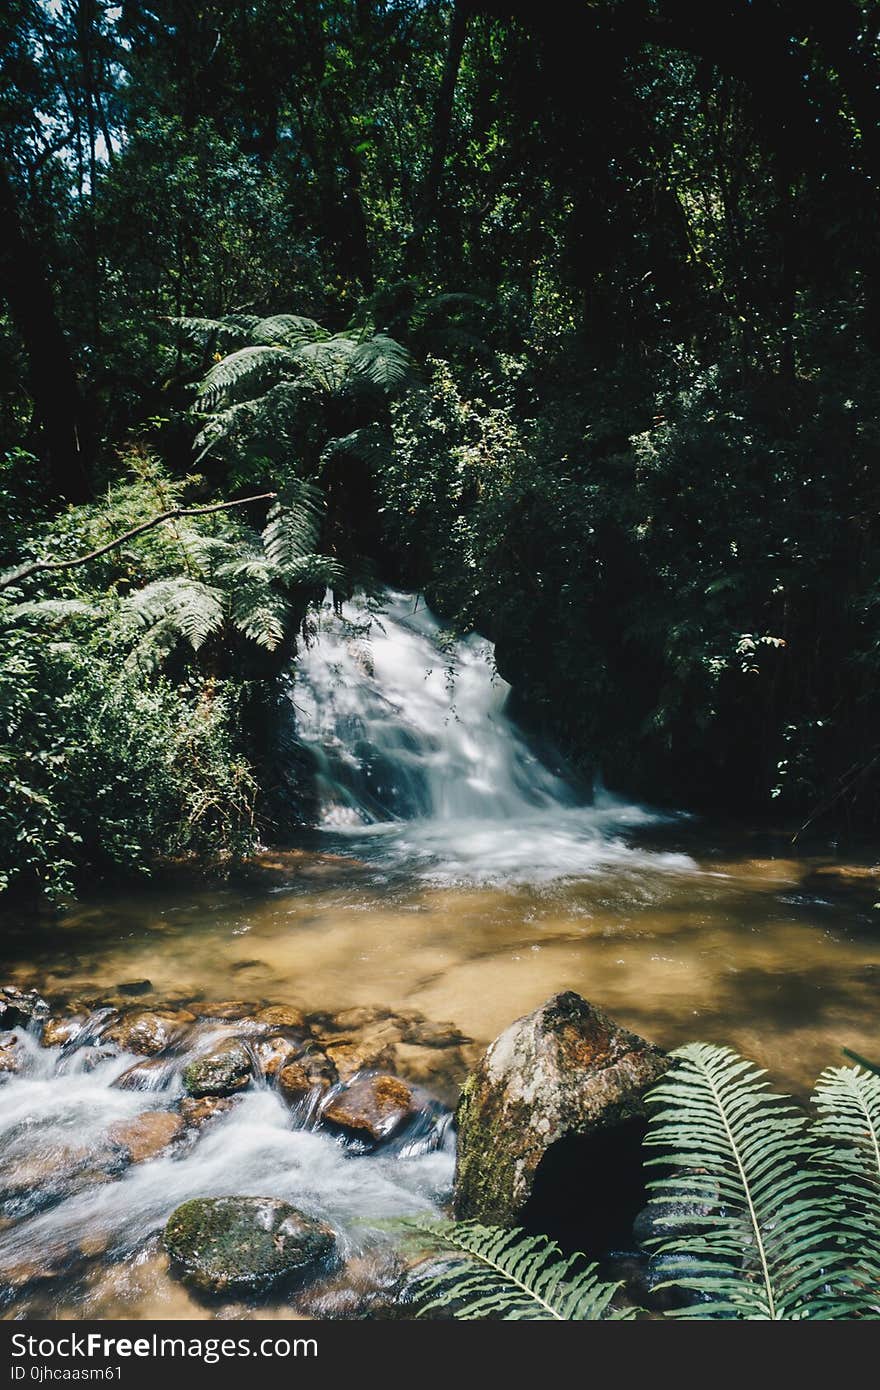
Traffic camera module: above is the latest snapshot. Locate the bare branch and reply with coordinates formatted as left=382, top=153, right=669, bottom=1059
left=0, top=492, right=278, bottom=591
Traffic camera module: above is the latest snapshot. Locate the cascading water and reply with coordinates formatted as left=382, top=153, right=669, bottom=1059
left=293, top=590, right=690, bottom=883
left=0, top=1020, right=452, bottom=1314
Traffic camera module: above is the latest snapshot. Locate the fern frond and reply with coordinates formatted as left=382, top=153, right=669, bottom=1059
left=814, top=1064, right=880, bottom=1186
left=350, top=333, right=413, bottom=389
left=173, top=315, right=259, bottom=351
left=644, top=1043, right=863, bottom=1319
left=2, top=598, right=98, bottom=626
left=123, top=577, right=225, bottom=652
left=195, top=346, right=296, bottom=410
left=403, top=1221, right=632, bottom=1321
left=250, top=314, right=327, bottom=348
left=812, top=1064, right=880, bottom=1297
left=260, top=490, right=323, bottom=571
left=294, top=336, right=358, bottom=394
left=228, top=578, right=290, bottom=651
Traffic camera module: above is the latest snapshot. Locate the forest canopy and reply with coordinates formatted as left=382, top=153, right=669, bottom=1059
left=2, top=0, right=880, bottom=899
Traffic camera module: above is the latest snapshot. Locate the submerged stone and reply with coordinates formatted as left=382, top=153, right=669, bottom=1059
left=163, top=1196, right=336, bottom=1296
left=453, top=991, right=670, bottom=1225
left=252, top=1005, right=306, bottom=1031
left=188, top=1001, right=255, bottom=1021
left=254, top=1033, right=302, bottom=1078
left=108, top=1111, right=183, bottom=1163
left=179, top=1095, right=240, bottom=1130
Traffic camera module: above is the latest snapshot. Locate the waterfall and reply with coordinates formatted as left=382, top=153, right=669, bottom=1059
left=292, top=590, right=686, bottom=883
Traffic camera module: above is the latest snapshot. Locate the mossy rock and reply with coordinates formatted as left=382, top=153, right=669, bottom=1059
left=454, top=991, right=670, bottom=1224
left=182, top=1039, right=252, bottom=1097
left=163, top=1196, right=336, bottom=1297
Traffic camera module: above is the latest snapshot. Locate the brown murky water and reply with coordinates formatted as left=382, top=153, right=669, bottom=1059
left=1, top=821, right=878, bottom=1321
left=4, top=825, right=879, bottom=1096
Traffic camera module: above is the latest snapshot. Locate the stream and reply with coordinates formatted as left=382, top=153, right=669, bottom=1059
left=1, top=589, right=878, bottom=1319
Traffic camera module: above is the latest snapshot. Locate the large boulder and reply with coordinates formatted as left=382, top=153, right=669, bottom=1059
left=453, top=991, right=670, bottom=1225
left=182, top=1039, right=253, bottom=1097
left=163, top=1197, right=336, bottom=1296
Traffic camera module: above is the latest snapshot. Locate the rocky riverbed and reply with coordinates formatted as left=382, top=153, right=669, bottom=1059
left=0, top=981, right=472, bottom=1317
left=0, top=977, right=695, bottom=1319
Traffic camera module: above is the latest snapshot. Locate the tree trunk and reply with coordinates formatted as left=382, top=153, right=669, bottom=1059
left=0, top=159, right=91, bottom=503
left=406, top=0, right=471, bottom=266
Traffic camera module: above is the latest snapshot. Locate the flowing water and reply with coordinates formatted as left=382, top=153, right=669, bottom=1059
left=1, top=589, right=879, bottom=1319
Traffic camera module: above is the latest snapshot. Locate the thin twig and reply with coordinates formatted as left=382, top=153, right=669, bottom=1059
left=0, top=493, right=278, bottom=591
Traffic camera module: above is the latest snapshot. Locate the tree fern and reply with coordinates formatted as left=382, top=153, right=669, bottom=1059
left=173, top=315, right=261, bottom=352
left=350, top=333, right=413, bottom=389
left=184, top=311, right=412, bottom=423
left=404, top=1221, right=633, bottom=1321
left=643, top=1043, right=869, bottom=1318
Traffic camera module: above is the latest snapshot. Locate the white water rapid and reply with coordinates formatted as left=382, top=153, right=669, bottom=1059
left=293, top=590, right=691, bottom=883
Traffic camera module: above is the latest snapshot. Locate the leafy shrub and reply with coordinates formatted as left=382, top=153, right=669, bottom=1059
left=0, top=625, right=258, bottom=901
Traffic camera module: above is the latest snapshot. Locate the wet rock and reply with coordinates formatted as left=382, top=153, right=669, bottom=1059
left=254, top=1033, right=301, bottom=1078
left=394, top=1042, right=470, bottom=1108
left=182, top=1039, right=253, bottom=1097
left=116, top=979, right=154, bottom=997
left=322, top=1072, right=417, bottom=1145
left=0, top=1144, right=124, bottom=1220
left=108, top=1111, right=184, bottom=1163
left=453, top=991, right=670, bottom=1224
left=277, top=1058, right=334, bottom=1110
left=633, top=1191, right=718, bottom=1247
left=112, top=1056, right=174, bottom=1091
left=0, top=1031, right=21, bottom=1075
left=41, top=1013, right=89, bottom=1048
left=253, top=1005, right=307, bottom=1031
left=322, top=1006, right=389, bottom=1032
left=401, top=1019, right=470, bottom=1049
left=103, top=1009, right=194, bottom=1056
left=188, top=1001, right=255, bottom=1021
left=163, top=1196, right=337, bottom=1296
left=179, top=1096, right=240, bottom=1130
left=322, top=1021, right=400, bottom=1080
left=0, top=986, right=50, bottom=1030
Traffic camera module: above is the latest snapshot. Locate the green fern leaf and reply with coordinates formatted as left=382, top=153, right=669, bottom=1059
left=260, top=489, right=324, bottom=572
left=173, top=315, right=260, bottom=351
left=250, top=314, right=327, bottom=348
left=123, top=577, right=225, bottom=653
left=644, top=1043, right=866, bottom=1319
left=195, top=345, right=296, bottom=410
left=404, top=1221, right=632, bottom=1321
left=350, top=333, right=413, bottom=389
left=228, top=578, right=289, bottom=651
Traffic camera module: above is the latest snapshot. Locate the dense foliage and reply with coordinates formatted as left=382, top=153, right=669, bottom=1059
left=2, top=1, right=880, bottom=894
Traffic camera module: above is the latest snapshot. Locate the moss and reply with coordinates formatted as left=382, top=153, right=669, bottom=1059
left=163, top=1197, right=336, bottom=1297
